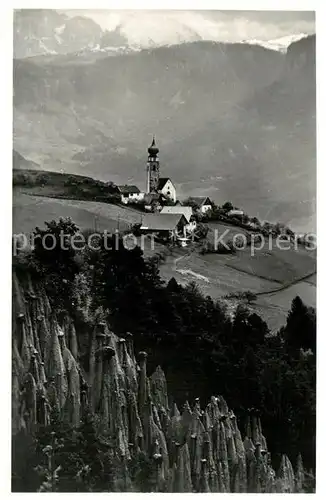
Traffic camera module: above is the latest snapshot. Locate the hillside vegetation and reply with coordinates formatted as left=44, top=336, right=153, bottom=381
left=12, top=264, right=314, bottom=492
left=13, top=168, right=120, bottom=204
left=12, top=216, right=316, bottom=490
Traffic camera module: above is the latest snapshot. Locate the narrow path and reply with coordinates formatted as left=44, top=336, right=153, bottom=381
left=225, top=263, right=282, bottom=285
left=172, top=253, right=190, bottom=270
left=172, top=248, right=211, bottom=282
left=255, top=271, right=316, bottom=297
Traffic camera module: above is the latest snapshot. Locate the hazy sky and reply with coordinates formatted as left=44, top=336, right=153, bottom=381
left=62, top=9, right=315, bottom=46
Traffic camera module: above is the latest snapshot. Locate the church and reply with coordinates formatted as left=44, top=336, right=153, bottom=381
left=118, top=138, right=199, bottom=242
left=146, top=137, right=177, bottom=204
left=117, top=138, right=177, bottom=210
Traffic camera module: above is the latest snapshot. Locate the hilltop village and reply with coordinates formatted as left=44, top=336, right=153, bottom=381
left=13, top=138, right=304, bottom=249
left=117, top=138, right=214, bottom=245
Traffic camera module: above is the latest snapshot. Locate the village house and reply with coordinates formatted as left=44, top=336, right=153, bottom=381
left=117, top=185, right=144, bottom=204
left=188, top=196, right=213, bottom=214
left=160, top=205, right=197, bottom=233
left=227, top=209, right=244, bottom=217
left=140, top=213, right=188, bottom=241
left=226, top=209, right=247, bottom=224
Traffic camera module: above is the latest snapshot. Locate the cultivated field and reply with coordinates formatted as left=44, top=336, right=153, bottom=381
left=13, top=189, right=143, bottom=235
left=206, top=221, right=316, bottom=284
left=159, top=219, right=316, bottom=332
left=159, top=249, right=316, bottom=332
left=13, top=189, right=167, bottom=259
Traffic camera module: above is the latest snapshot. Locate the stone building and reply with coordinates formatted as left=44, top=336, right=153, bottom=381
left=146, top=137, right=176, bottom=203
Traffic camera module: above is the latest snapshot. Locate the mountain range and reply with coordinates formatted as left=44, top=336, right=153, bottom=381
left=14, top=9, right=312, bottom=58
left=13, top=11, right=316, bottom=233
left=14, top=9, right=131, bottom=59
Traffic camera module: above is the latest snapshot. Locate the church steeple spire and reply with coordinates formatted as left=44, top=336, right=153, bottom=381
left=146, top=136, right=160, bottom=193
left=148, top=135, right=159, bottom=156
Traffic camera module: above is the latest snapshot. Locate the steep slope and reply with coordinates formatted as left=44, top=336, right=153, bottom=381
left=13, top=150, right=40, bottom=170
left=173, top=35, right=316, bottom=231
left=12, top=269, right=304, bottom=492
left=12, top=191, right=129, bottom=236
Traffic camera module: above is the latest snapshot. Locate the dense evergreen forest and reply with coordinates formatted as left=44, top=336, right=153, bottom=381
left=12, top=217, right=316, bottom=490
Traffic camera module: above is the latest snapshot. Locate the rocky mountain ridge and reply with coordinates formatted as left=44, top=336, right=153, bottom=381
left=14, top=9, right=313, bottom=59
left=12, top=269, right=307, bottom=492
left=14, top=9, right=129, bottom=60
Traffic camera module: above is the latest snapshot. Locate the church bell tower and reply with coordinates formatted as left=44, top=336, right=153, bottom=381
left=146, top=136, right=160, bottom=193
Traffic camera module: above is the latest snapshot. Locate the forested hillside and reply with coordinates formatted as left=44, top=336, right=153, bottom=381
left=12, top=217, right=316, bottom=491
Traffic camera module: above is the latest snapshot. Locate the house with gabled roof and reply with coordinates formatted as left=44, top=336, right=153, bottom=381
left=140, top=213, right=188, bottom=241
left=187, top=196, right=213, bottom=214
left=160, top=205, right=197, bottom=232
left=117, top=185, right=144, bottom=204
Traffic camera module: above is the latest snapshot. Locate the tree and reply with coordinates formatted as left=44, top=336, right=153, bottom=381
left=194, top=223, right=209, bottom=240
left=183, top=197, right=200, bottom=211
left=210, top=206, right=226, bottom=221
left=28, top=407, right=112, bottom=492
left=89, top=233, right=163, bottom=334
left=242, top=213, right=249, bottom=224
left=282, top=296, right=316, bottom=354
left=28, top=217, right=81, bottom=311
left=250, top=216, right=261, bottom=226
left=222, top=201, right=233, bottom=211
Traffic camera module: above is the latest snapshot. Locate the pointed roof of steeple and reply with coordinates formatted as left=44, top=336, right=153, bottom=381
left=148, top=135, right=159, bottom=156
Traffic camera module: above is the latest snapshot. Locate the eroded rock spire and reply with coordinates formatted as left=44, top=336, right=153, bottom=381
left=12, top=271, right=305, bottom=493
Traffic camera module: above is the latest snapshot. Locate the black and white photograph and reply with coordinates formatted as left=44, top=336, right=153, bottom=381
left=10, top=5, right=317, bottom=493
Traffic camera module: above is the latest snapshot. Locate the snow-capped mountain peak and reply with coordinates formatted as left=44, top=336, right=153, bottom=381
left=242, top=33, right=309, bottom=53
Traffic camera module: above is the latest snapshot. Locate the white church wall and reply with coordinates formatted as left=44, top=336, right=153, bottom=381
left=160, top=179, right=176, bottom=203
